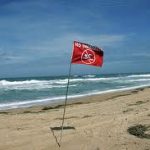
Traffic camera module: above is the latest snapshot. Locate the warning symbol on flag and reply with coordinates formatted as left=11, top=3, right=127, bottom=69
left=71, top=41, right=103, bottom=67
left=81, top=49, right=95, bottom=65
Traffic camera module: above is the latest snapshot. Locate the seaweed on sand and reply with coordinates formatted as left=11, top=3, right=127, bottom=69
left=127, top=124, right=150, bottom=139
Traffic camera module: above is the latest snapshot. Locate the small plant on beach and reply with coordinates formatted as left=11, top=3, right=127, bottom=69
left=127, top=124, right=150, bottom=139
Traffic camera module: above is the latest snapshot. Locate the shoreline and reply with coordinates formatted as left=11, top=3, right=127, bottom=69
left=1, top=86, right=149, bottom=114
left=0, top=84, right=150, bottom=112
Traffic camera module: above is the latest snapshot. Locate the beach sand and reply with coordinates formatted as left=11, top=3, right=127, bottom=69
left=0, top=87, right=150, bottom=150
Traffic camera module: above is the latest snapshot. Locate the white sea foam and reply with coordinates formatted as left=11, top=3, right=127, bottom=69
left=83, top=75, right=96, bottom=78
left=0, top=77, right=119, bottom=90
left=128, top=79, right=150, bottom=82
left=0, top=80, right=45, bottom=86
left=0, top=74, right=150, bottom=91
left=70, top=77, right=119, bottom=82
left=127, top=74, right=150, bottom=78
left=0, top=97, right=65, bottom=110
left=0, top=77, right=120, bottom=86
left=0, top=83, right=76, bottom=91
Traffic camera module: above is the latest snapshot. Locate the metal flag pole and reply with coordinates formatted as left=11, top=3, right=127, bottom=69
left=59, top=61, right=72, bottom=146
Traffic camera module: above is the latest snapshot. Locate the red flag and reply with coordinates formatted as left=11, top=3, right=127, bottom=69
left=71, top=41, right=104, bottom=67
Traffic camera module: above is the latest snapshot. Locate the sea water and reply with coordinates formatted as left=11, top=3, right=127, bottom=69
left=0, top=73, right=150, bottom=110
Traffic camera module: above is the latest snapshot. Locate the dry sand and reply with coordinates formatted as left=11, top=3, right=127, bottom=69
left=0, top=87, right=150, bottom=150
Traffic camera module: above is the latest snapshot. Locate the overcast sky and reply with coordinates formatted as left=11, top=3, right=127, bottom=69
left=0, top=0, right=150, bottom=78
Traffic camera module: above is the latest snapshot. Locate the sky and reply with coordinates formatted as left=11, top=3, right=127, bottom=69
left=0, top=0, right=150, bottom=78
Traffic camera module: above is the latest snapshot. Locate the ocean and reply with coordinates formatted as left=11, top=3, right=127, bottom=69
left=0, top=73, right=150, bottom=110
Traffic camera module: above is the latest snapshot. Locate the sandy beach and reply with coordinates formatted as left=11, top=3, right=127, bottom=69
left=0, top=87, right=150, bottom=150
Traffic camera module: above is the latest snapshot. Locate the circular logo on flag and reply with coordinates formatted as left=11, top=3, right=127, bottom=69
left=81, top=49, right=95, bottom=64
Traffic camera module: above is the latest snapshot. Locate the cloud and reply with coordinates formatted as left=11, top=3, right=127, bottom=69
left=41, top=33, right=127, bottom=52
left=131, top=52, right=150, bottom=57
left=0, top=54, right=24, bottom=64
left=6, top=32, right=127, bottom=52
left=0, top=48, right=31, bottom=64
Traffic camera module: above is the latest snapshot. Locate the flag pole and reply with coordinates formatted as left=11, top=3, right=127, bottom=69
left=59, top=61, right=72, bottom=146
